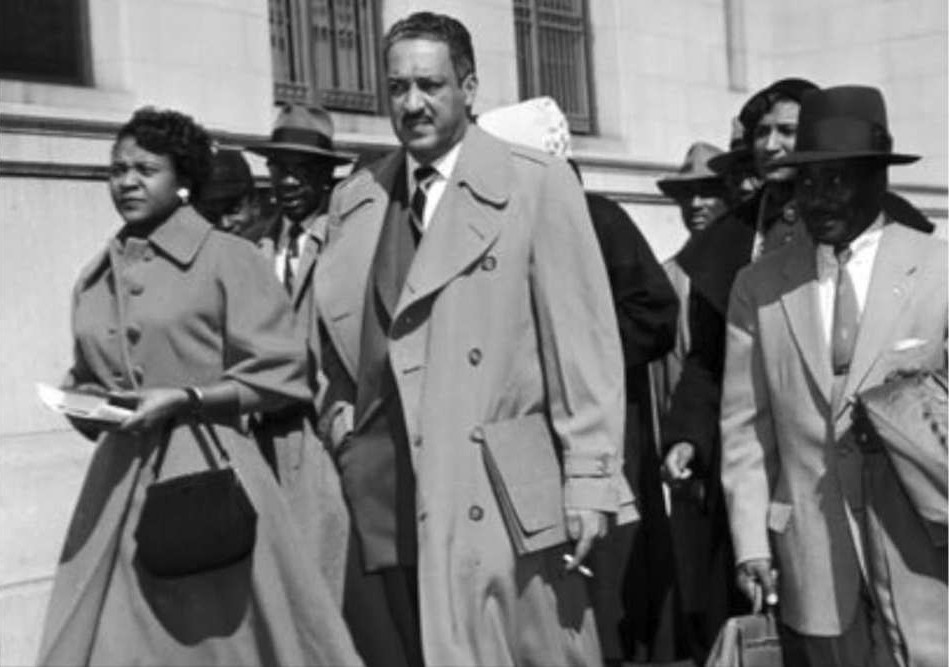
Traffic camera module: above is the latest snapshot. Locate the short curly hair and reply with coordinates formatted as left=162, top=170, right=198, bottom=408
left=115, top=107, right=213, bottom=198
left=383, top=12, right=476, bottom=83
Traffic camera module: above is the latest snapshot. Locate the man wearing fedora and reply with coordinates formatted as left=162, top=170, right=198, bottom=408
left=246, top=103, right=355, bottom=604
left=313, top=11, right=632, bottom=667
left=721, top=85, right=947, bottom=666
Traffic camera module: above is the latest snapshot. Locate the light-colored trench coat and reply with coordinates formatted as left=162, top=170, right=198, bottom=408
left=38, top=207, right=361, bottom=666
left=315, top=125, right=636, bottom=666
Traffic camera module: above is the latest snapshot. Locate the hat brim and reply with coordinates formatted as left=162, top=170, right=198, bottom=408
left=657, top=176, right=724, bottom=198
left=769, top=150, right=920, bottom=168
left=246, top=142, right=355, bottom=163
left=707, top=148, right=754, bottom=175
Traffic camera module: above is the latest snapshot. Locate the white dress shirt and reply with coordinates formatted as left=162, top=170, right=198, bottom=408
left=815, top=214, right=885, bottom=347
left=274, top=211, right=325, bottom=284
left=406, top=141, right=462, bottom=232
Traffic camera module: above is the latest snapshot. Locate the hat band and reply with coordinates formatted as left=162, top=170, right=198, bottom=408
left=797, top=117, right=893, bottom=155
left=270, top=126, right=335, bottom=151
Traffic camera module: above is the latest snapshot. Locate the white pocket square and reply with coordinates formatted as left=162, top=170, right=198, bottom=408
left=892, top=337, right=928, bottom=352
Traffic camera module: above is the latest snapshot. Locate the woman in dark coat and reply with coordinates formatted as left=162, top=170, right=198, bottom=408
left=37, top=107, right=362, bottom=666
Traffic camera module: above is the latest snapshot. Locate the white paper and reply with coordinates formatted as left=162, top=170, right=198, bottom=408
left=36, top=383, right=134, bottom=424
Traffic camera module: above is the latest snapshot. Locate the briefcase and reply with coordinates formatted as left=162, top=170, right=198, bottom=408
left=706, top=607, right=782, bottom=667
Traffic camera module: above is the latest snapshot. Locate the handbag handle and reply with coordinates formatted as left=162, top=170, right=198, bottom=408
left=150, top=419, right=233, bottom=480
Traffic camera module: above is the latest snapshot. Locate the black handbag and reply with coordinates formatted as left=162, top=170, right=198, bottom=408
left=134, top=421, right=258, bottom=578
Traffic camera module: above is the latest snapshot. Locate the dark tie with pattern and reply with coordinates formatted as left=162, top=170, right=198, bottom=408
left=409, top=165, right=437, bottom=245
left=831, top=245, right=858, bottom=376
left=283, top=222, right=304, bottom=294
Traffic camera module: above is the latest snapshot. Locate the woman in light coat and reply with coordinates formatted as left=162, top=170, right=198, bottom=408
left=38, top=107, right=361, bottom=666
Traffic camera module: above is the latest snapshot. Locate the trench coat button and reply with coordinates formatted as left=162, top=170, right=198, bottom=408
left=418, top=511, right=428, bottom=522
left=469, top=426, right=485, bottom=443
left=467, top=347, right=482, bottom=366
left=142, top=249, right=154, bottom=262
left=107, top=326, right=117, bottom=337
left=468, top=505, right=484, bottom=521
left=481, top=255, right=497, bottom=271
left=413, top=435, right=423, bottom=448
left=126, top=324, right=141, bottom=344
left=129, top=283, right=144, bottom=296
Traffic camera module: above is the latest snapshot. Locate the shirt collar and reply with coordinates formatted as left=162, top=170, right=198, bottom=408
left=406, top=140, right=463, bottom=191
left=282, top=210, right=326, bottom=246
left=816, top=212, right=885, bottom=270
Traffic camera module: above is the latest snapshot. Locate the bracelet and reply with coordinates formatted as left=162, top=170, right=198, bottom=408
left=184, top=386, right=204, bottom=414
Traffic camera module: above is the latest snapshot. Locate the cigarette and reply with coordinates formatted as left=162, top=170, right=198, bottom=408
left=562, top=554, right=594, bottom=578
left=765, top=592, right=779, bottom=606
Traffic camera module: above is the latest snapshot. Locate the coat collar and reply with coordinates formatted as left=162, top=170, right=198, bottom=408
left=147, top=205, right=213, bottom=267
left=394, top=126, right=510, bottom=318
left=79, top=206, right=212, bottom=290
left=778, top=233, right=832, bottom=405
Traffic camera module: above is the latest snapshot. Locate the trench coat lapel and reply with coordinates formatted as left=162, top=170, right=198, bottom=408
left=314, top=154, right=402, bottom=380
left=395, top=126, right=508, bottom=319
left=835, top=222, right=920, bottom=420
left=779, top=237, right=833, bottom=406
left=290, top=216, right=326, bottom=310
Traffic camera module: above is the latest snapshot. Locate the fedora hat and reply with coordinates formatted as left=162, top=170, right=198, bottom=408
left=771, top=86, right=919, bottom=167
left=657, top=142, right=725, bottom=197
left=247, top=103, right=354, bottom=164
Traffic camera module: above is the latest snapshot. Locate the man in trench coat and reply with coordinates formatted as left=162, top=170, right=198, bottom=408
left=315, top=11, right=634, bottom=667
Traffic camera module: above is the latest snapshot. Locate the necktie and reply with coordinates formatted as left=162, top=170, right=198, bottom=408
left=283, top=222, right=304, bottom=294
left=831, top=245, right=858, bottom=375
left=410, top=165, right=438, bottom=245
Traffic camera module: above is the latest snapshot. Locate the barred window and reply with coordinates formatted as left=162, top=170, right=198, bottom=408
left=514, top=0, right=594, bottom=133
left=0, top=0, right=90, bottom=85
left=269, top=0, right=381, bottom=113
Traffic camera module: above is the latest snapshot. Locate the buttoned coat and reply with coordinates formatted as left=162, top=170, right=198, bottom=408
left=39, top=207, right=362, bottom=666
left=255, top=213, right=350, bottom=603
left=315, top=125, right=634, bottom=666
left=721, top=218, right=947, bottom=637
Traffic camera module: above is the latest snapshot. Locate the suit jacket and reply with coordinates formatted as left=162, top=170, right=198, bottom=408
left=315, top=125, right=632, bottom=665
left=720, top=217, right=948, bottom=636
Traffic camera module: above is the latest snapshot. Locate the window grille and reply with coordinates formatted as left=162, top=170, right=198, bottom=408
left=514, top=0, right=593, bottom=133
left=269, top=0, right=380, bottom=113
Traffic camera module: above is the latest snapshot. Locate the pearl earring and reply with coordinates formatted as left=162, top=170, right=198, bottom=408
left=176, top=187, right=190, bottom=205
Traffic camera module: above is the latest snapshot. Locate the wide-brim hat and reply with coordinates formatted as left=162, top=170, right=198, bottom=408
left=657, top=142, right=725, bottom=197
left=770, top=85, right=919, bottom=167
left=247, top=103, right=355, bottom=164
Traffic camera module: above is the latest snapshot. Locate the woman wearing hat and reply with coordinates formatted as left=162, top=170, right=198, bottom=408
left=37, top=107, right=361, bottom=666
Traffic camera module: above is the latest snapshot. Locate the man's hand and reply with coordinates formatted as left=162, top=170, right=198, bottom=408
left=565, top=508, right=608, bottom=571
left=736, top=558, right=779, bottom=609
left=662, top=441, right=696, bottom=484
left=116, top=388, right=188, bottom=434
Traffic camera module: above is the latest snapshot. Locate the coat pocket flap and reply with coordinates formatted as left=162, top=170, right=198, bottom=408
left=481, top=414, right=565, bottom=541
left=766, top=501, right=793, bottom=533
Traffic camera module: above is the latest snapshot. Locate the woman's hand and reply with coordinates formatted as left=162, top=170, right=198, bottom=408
left=116, top=388, right=189, bottom=434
